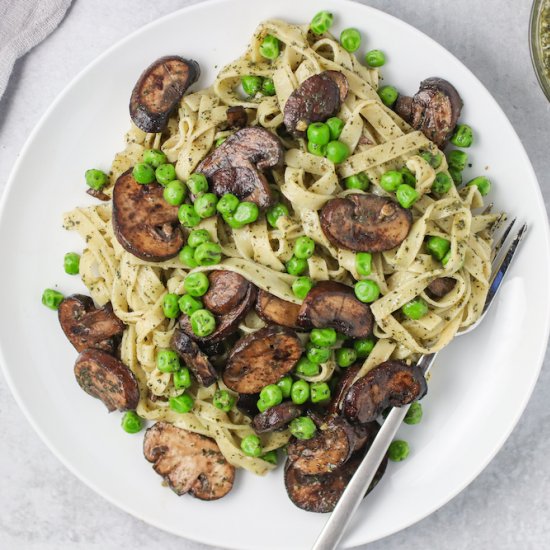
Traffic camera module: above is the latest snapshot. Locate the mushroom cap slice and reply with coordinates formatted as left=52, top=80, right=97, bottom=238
left=297, top=280, right=374, bottom=339
left=343, top=360, right=427, bottom=424
left=171, top=329, right=218, bottom=387
left=112, top=169, right=183, bottom=261
left=255, top=289, right=302, bottom=330
left=252, top=402, right=303, bottom=433
left=74, top=348, right=140, bottom=412
left=320, top=193, right=413, bottom=253
left=426, top=277, right=456, bottom=299
left=223, top=326, right=303, bottom=394
left=130, top=56, right=200, bottom=133
left=143, top=422, right=235, bottom=500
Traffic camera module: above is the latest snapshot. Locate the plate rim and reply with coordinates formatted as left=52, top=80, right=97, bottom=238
left=1, top=0, right=549, bottom=547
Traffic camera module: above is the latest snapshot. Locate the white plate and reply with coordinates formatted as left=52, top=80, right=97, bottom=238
left=1, top=0, right=548, bottom=548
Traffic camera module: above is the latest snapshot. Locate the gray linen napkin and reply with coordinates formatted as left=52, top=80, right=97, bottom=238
left=0, top=0, right=72, bottom=99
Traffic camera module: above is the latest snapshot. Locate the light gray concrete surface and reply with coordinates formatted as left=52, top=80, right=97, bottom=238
left=1, top=1, right=549, bottom=549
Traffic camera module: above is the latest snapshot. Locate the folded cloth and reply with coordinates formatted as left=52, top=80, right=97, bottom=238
left=0, top=0, right=72, bottom=100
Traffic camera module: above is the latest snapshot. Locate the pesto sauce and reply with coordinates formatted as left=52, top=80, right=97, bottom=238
left=541, top=0, right=550, bottom=78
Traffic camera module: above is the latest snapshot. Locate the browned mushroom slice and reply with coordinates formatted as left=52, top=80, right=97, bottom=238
left=196, top=127, right=283, bottom=209
left=86, top=188, right=110, bottom=201
left=320, top=194, right=413, bottom=253
left=143, top=422, right=235, bottom=500
left=236, top=393, right=260, bottom=417
left=130, top=56, right=200, bottom=133
left=343, top=360, right=427, bottom=424
left=225, top=106, right=248, bottom=129
left=58, top=294, right=125, bottom=353
left=171, top=329, right=217, bottom=387
left=223, top=326, right=303, bottom=394
left=394, top=77, right=463, bottom=147
left=74, top=349, right=140, bottom=412
left=252, top=402, right=303, bottom=433
left=112, top=169, right=183, bottom=261
left=297, top=281, right=373, bottom=339
left=328, top=363, right=361, bottom=415
left=255, top=289, right=302, bottom=330
left=426, top=277, right=456, bottom=299
left=283, top=72, right=348, bottom=137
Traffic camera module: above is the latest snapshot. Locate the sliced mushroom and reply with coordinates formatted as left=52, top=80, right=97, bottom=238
left=394, top=77, right=463, bottom=147
left=86, top=188, right=110, bottom=201
left=196, top=127, right=283, bottom=209
left=130, top=56, right=200, bottom=133
left=74, top=348, right=140, bottom=412
left=255, top=289, right=302, bottom=330
left=343, top=360, right=427, bottom=424
left=143, top=422, right=235, bottom=500
left=58, top=294, right=125, bottom=353
left=223, top=326, right=303, bottom=394
left=178, top=271, right=256, bottom=344
left=320, top=194, right=413, bottom=253
left=297, top=281, right=374, bottom=339
left=171, top=329, right=218, bottom=387
left=426, top=277, right=456, bottom=299
left=328, top=363, right=361, bottom=415
left=236, top=393, right=260, bottom=418
left=252, top=402, right=303, bottom=433
left=225, top=106, right=248, bottom=129
left=283, top=71, right=348, bottom=137
left=112, top=169, right=183, bottom=261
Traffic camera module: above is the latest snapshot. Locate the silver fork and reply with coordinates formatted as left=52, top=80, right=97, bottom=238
left=312, top=220, right=528, bottom=550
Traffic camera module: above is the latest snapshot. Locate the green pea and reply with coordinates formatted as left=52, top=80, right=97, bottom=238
left=310, top=328, right=337, bottom=348
left=266, top=203, right=289, bottom=228
left=215, top=137, right=227, bottom=148
left=380, top=170, right=403, bottom=192
left=292, top=276, right=314, bottom=299
left=194, top=242, right=222, bottom=266
left=157, top=349, right=180, bottom=373
left=259, top=384, right=283, bottom=408
left=400, top=167, right=417, bottom=187
left=402, top=298, right=429, bottom=320
left=261, top=450, right=278, bottom=465
left=234, top=201, right=259, bottom=225
left=163, top=180, right=186, bottom=206
left=143, top=149, right=167, bottom=168
left=310, top=382, right=331, bottom=404
left=340, top=28, right=361, bottom=52
left=155, top=163, right=176, bottom=186
left=295, top=357, right=319, bottom=377
left=335, top=347, right=357, bottom=367
left=241, top=75, right=263, bottom=96
left=184, top=272, right=209, bottom=297
left=426, top=236, right=451, bottom=261
left=213, top=389, right=236, bottom=412
left=307, top=122, right=331, bottom=145
left=418, top=151, right=441, bottom=169
left=163, top=293, right=180, bottom=319
left=306, top=343, right=330, bottom=365
left=354, top=280, right=380, bottom=303
left=178, top=204, right=201, bottom=228
left=256, top=398, right=269, bottom=413
left=132, top=162, right=155, bottom=184
left=173, top=368, right=192, bottom=389
left=404, top=402, right=423, bottom=425
left=326, top=117, right=344, bottom=140
left=396, top=184, right=420, bottom=209
left=447, top=150, right=468, bottom=171
left=293, top=236, right=315, bottom=260
left=326, top=140, right=350, bottom=164
left=378, top=85, right=398, bottom=107
left=179, top=245, right=198, bottom=268
left=190, top=309, right=216, bottom=337
left=353, top=337, right=376, bottom=358
left=186, top=173, right=209, bottom=195
left=260, top=34, right=280, bottom=60
left=344, top=172, right=370, bottom=191
left=194, top=193, right=218, bottom=218
left=388, top=439, right=410, bottom=461
left=187, top=229, right=210, bottom=249
left=277, top=375, right=293, bottom=398
left=365, top=49, right=386, bottom=67
left=85, top=168, right=108, bottom=190
left=223, top=212, right=245, bottom=230
left=261, top=78, right=276, bottom=96
left=286, top=256, right=308, bottom=276
left=217, top=193, right=240, bottom=215
left=307, top=141, right=327, bottom=157
left=241, top=434, right=262, bottom=457
left=121, top=411, right=142, bottom=434
left=431, top=172, right=453, bottom=195
left=449, top=167, right=463, bottom=185
left=291, top=379, right=310, bottom=405
left=289, top=416, right=317, bottom=440
left=442, top=249, right=452, bottom=266
left=467, top=176, right=491, bottom=196
left=42, top=289, right=64, bottom=310
left=355, top=252, right=372, bottom=277
left=310, top=11, right=333, bottom=35
left=169, top=393, right=194, bottom=414
left=64, top=252, right=80, bottom=275
left=178, top=294, right=202, bottom=316
left=450, top=124, right=473, bottom=148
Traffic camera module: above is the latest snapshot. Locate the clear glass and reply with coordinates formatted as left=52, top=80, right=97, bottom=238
left=530, top=0, right=550, bottom=101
